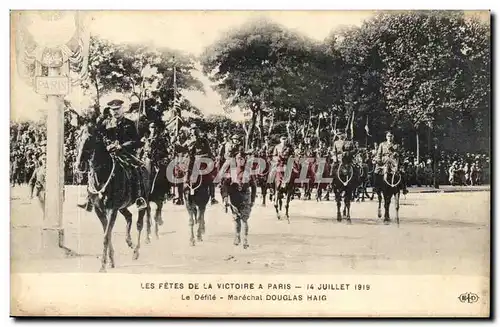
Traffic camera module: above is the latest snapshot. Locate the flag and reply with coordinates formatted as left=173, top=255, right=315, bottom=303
left=315, top=114, right=321, bottom=139
left=364, top=116, right=371, bottom=136
left=350, top=111, right=355, bottom=139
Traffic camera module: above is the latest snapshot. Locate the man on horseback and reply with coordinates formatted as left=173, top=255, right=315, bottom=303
left=182, top=123, right=217, bottom=203
left=79, top=99, right=149, bottom=211
left=218, top=134, right=250, bottom=208
left=374, top=131, right=408, bottom=195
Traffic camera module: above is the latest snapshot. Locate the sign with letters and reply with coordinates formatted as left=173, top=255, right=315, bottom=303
left=35, top=76, right=70, bottom=95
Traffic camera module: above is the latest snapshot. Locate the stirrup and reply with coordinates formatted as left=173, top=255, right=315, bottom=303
left=136, top=197, right=147, bottom=210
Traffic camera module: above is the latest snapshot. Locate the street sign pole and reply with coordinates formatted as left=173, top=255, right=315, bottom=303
left=42, top=67, right=66, bottom=253
left=14, top=11, right=90, bottom=257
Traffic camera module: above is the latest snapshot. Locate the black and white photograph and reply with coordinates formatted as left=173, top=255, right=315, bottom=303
left=9, top=9, right=491, bottom=317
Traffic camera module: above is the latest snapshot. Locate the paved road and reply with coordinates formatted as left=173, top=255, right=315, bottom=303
left=11, top=185, right=490, bottom=276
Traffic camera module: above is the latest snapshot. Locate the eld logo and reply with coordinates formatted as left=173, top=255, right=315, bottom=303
left=458, top=292, right=479, bottom=304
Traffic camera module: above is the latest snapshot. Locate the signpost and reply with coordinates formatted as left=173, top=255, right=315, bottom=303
left=43, top=67, right=67, bottom=253
left=14, top=11, right=90, bottom=256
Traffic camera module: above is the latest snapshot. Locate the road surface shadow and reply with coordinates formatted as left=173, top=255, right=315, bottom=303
left=399, top=217, right=486, bottom=228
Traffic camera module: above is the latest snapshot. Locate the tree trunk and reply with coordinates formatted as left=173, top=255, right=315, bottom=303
left=433, top=137, right=439, bottom=189
left=258, top=110, right=264, bottom=147
left=94, top=77, right=100, bottom=112
left=416, top=130, right=420, bottom=165
left=247, top=107, right=258, bottom=150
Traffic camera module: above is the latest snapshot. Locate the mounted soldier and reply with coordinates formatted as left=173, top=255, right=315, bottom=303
left=181, top=123, right=216, bottom=203
left=77, top=99, right=149, bottom=211
left=374, top=131, right=408, bottom=195
left=219, top=134, right=246, bottom=208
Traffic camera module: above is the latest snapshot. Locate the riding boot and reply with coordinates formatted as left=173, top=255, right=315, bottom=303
left=77, top=194, right=93, bottom=212
left=77, top=201, right=92, bottom=212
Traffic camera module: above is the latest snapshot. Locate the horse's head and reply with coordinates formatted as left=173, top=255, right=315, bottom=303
left=74, top=123, right=99, bottom=173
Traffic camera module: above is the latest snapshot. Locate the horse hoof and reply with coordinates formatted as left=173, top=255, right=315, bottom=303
left=110, top=263, right=115, bottom=269
left=337, top=217, right=342, bottom=222
left=197, top=236, right=203, bottom=242
left=243, top=244, right=249, bottom=249
left=126, top=240, right=134, bottom=249
left=99, top=267, right=106, bottom=273
left=133, top=251, right=139, bottom=260
left=157, top=219, right=164, bottom=226
left=346, top=219, right=352, bottom=225
left=383, top=219, right=391, bottom=225
left=234, top=240, right=241, bottom=246
left=190, top=239, right=196, bottom=246
left=145, top=237, right=151, bottom=245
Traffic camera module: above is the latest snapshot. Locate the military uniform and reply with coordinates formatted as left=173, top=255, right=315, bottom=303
left=272, top=141, right=294, bottom=163
left=81, top=99, right=148, bottom=211
left=101, top=116, right=142, bottom=158
left=374, top=141, right=402, bottom=175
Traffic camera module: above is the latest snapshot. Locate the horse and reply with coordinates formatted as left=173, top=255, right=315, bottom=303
left=272, top=154, right=300, bottom=223
left=314, top=155, right=333, bottom=202
left=331, top=151, right=360, bottom=224
left=373, top=155, right=404, bottom=225
left=253, top=153, right=272, bottom=206
left=75, top=123, right=151, bottom=272
left=182, top=155, right=211, bottom=246
left=144, top=158, right=170, bottom=240
left=354, top=151, right=374, bottom=202
left=142, top=134, right=173, bottom=240
left=225, top=153, right=256, bottom=249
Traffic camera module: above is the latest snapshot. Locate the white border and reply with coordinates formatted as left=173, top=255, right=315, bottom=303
left=2, top=1, right=497, bottom=325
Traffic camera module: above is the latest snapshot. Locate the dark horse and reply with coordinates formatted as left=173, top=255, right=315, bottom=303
left=144, top=157, right=170, bottom=240
left=355, top=151, right=374, bottom=202
left=374, top=155, right=403, bottom=225
left=75, top=124, right=151, bottom=272
left=182, top=155, right=211, bottom=246
left=142, top=133, right=174, bottom=239
left=272, top=156, right=300, bottom=223
left=331, top=152, right=360, bottom=224
left=225, top=153, right=256, bottom=249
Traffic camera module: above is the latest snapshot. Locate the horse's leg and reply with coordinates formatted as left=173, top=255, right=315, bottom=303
left=340, top=190, right=348, bottom=218
left=133, top=208, right=146, bottom=260
left=186, top=200, right=196, bottom=246
left=155, top=198, right=164, bottom=226
left=274, top=187, right=281, bottom=220
left=395, top=191, right=400, bottom=226
left=234, top=218, right=241, bottom=246
left=316, top=186, right=321, bottom=202
left=383, top=192, right=391, bottom=224
left=144, top=202, right=152, bottom=245
left=261, top=184, right=267, bottom=207
left=377, top=189, right=383, bottom=219
left=335, top=189, right=342, bottom=222
left=94, top=205, right=107, bottom=232
left=197, top=207, right=206, bottom=242
left=154, top=200, right=163, bottom=240
left=101, top=209, right=118, bottom=272
left=242, top=218, right=249, bottom=249
left=285, top=187, right=294, bottom=223
left=119, top=208, right=134, bottom=248
left=344, top=189, right=352, bottom=224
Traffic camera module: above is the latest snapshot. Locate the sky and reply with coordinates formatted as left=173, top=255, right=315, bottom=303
left=11, top=10, right=376, bottom=123
left=10, top=10, right=489, bottom=123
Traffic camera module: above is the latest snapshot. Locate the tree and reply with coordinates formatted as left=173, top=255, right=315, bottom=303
left=201, top=18, right=325, bottom=148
